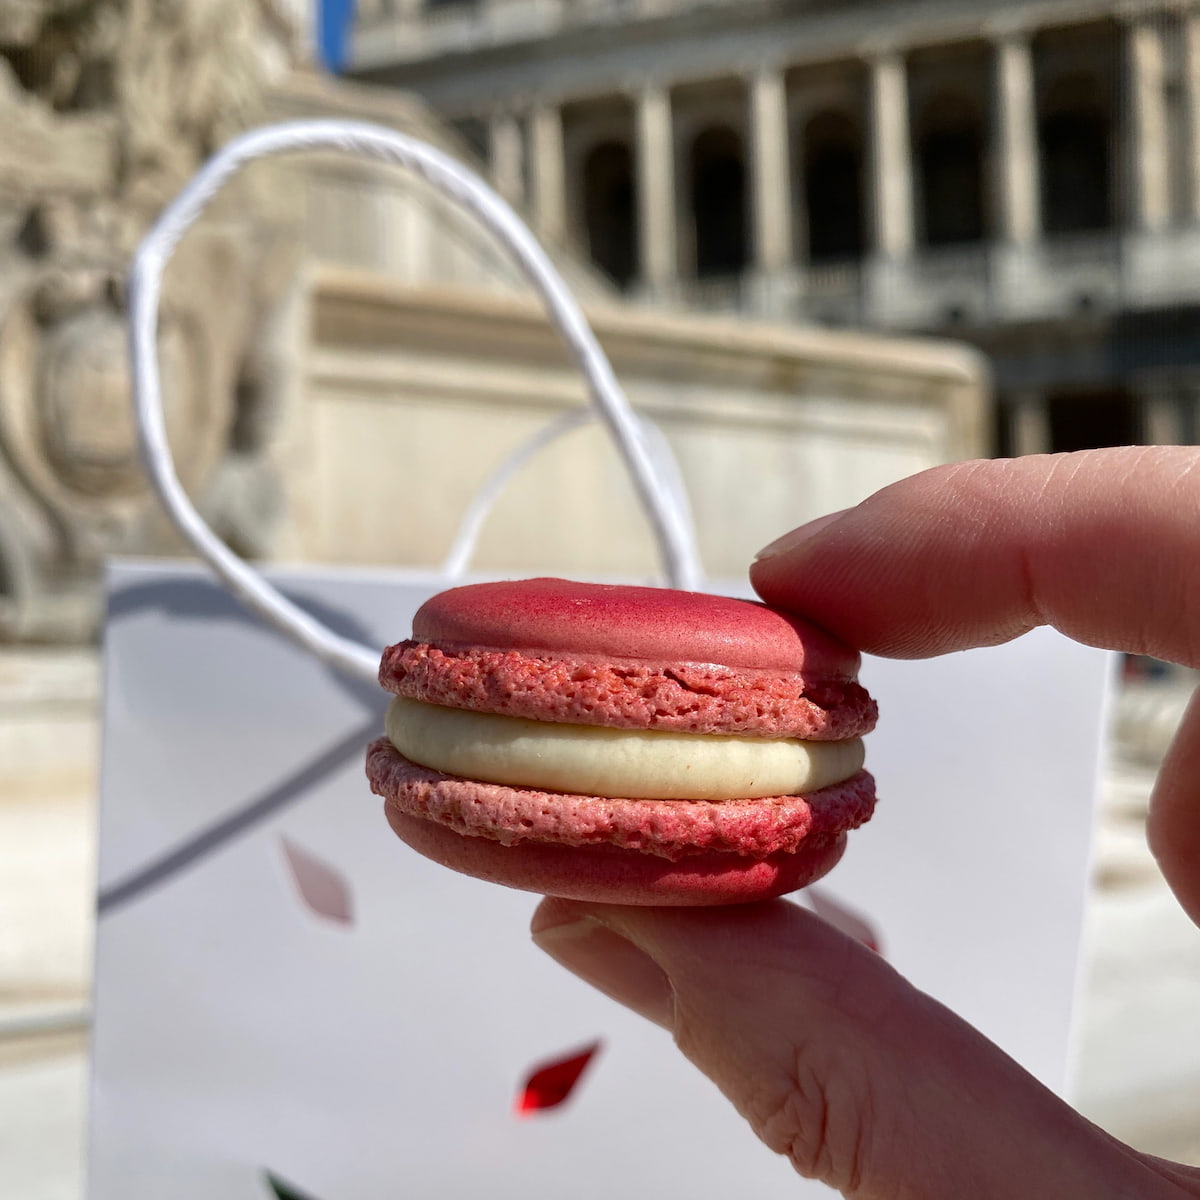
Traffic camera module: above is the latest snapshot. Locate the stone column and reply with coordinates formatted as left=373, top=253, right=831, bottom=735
left=1141, top=387, right=1185, bottom=445
left=529, top=102, right=567, bottom=244
left=1183, top=8, right=1200, bottom=222
left=749, top=66, right=794, bottom=274
left=1010, top=391, right=1050, bottom=456
left=994, top=31, right=1040, bottom=245
left=635, top=84, right=678, bottom=297
left=489, top=110, right=524, bottom=207
left=1127, top=17, right=1171, bottom=232
left=868, top=51, right=915, bottom=260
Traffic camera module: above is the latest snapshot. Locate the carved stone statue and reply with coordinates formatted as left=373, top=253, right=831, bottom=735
left=0, top=0, right=304, bottom=641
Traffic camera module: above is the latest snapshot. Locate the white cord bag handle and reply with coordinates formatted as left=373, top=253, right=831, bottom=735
left=440, top=408, right=700, bottom=581
left=128, top=119, right=704, bottom=686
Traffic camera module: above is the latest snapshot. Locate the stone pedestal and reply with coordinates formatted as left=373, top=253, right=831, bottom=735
left=743, top=267, right=801, bottom=321
left=864, top=255, right=921, bottom=327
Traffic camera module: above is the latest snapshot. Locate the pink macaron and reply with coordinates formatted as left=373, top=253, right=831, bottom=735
left=366, top=578, right=877, bottom=906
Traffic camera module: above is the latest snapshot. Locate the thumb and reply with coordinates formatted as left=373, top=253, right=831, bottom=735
left=531, top=898, right=1190, bottom=1199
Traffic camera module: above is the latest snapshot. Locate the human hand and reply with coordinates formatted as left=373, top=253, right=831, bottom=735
left=531, top=447, right=1200, bottom=1199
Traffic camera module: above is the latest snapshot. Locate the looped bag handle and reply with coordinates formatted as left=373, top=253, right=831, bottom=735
left=439, top=407, right=699, bottom=581
left=129, top=119, right=704, bottom=685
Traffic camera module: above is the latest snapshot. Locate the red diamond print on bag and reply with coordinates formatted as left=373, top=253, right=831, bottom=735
left=280, top=838, right=354, bottom=925
left=515, top=1040, right=602, bottom=1116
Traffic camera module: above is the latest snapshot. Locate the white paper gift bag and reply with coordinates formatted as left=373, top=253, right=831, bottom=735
left=90, top=122, right=1111, bottom=1199
left=92, top=563, right=1109, bottom=1200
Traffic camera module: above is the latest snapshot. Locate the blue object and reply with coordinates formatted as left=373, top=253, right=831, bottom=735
left=317, top=0, right=355, bottom=72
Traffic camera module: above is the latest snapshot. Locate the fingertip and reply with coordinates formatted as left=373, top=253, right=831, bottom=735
left=751, top=449, right=1200, bottom=664
left=530, top=899, right=676, bottom=1029
left=753, top=509, right=852, bottom=563
left=530, top=895, right=593, bottom=937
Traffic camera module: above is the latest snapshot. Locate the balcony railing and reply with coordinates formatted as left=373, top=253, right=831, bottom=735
left=1039, top=230, right=1123, bottom=271
left=423, top=0, right=482, bottom=27
left=912, top=242, right=990, bottom=283
left=804, top=259, right=862, bottom=298
left=678, top=274, right=742, bottom=313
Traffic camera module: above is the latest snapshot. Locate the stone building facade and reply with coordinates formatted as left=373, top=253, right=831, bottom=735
left=0, top=0, right=998, bottom=653
left=350, top=0, right=1200, bottom=457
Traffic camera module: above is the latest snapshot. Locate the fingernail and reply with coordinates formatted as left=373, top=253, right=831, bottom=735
left=754, top=509, right=851, bottom=562
left=532, top=917, right=675, bottom=1030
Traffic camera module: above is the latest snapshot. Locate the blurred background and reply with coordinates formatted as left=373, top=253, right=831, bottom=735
left=1, top=0, right=1198, bottom=1195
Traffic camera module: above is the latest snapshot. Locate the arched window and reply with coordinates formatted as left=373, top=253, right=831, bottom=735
left=1048, top=389, right=1138, bottom=451
left=802, top=111, right=865, bottom=261
left=689, top=126, right=748, bottom=277
left=1040, top=73, right=1113, bottom=234
left=916, top=92, right=986, bottom=246
left=583, top=142, right=637, bottom=289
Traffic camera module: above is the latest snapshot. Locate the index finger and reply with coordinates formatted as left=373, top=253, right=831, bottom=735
left=750, top=446, right=1200, bottom=667
left=750, top=445, right=1200, bottom=924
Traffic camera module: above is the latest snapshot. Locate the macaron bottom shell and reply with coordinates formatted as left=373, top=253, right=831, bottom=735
left=384, top=806, right=847, bottom=905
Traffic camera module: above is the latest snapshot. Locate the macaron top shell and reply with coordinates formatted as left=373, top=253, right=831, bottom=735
left=411, top=578, right=859, bottom=678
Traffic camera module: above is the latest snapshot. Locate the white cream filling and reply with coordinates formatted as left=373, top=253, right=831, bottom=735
left=385, top=696, right=864, bottom=801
